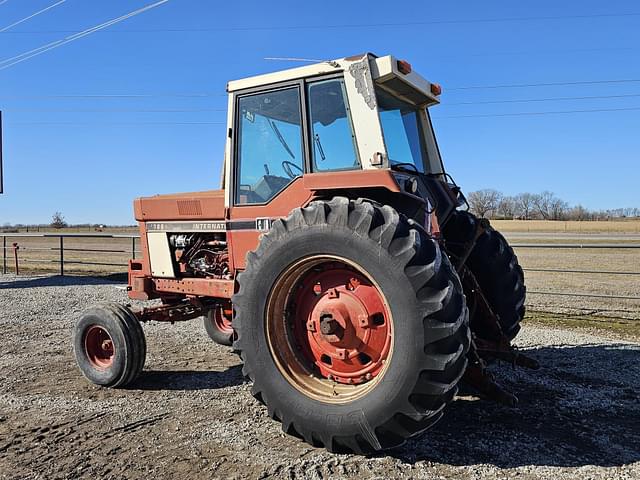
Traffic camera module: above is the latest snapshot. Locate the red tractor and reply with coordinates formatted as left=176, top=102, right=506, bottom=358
left=73, top=53, right=534, bottom=454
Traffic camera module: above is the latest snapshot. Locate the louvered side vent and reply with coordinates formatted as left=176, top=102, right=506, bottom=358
left=177, top=200, right=203, bottom=216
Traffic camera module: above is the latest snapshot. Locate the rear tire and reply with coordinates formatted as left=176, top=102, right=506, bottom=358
left=73, top=303, right=146, bottom=387
left=443, top=211, right=525, bottom=340
left=233, top=197, right=469, bottom=453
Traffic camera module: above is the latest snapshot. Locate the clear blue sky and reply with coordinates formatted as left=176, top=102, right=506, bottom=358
left=1, top=0, right=638, bottom=225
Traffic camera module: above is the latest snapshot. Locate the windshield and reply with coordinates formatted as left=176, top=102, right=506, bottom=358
left=376, top=87, right=427, bottom=172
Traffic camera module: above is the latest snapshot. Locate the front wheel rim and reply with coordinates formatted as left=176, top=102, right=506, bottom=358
left=265, top=255, right=393, bottom=404
left=84, top=325, right=115, bottom=370
left=212, top=306, right=233, bottom=334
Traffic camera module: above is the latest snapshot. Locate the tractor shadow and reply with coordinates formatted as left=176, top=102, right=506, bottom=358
left=0, top=274, right=127, bottom=289
left=131, top=364, right=244, bottom=391
left=390, top=343, right=640, bottom=468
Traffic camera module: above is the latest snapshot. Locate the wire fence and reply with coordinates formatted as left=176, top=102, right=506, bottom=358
left=1, top=233, right=639, bottom=308
left=511, top=243, right=640, bottom=303
left=1, top=233, right=138, bottom=276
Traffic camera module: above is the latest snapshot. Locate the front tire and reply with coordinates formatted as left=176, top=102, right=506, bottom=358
left=73, top=303, right=146, bottom=388
left=203, top=306, right=234, bottom=346
left=233, top=197, right=469, bottom=453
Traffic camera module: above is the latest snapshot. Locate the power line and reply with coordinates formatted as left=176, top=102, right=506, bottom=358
left=8, top=121, right=224, bottom=126
left=2, top=107, right=225, bottom=113
left=0, top=93, right=225, bottom=99
left=443, top=46, right=636, bottom=58
left=2, top=80, right=640, bottom=102
left=0, top=0, right=66, bottom=33
left=261, top=62, right=640, bottom=93
left=0, top=0, right=170, bottom=71
left=3, top=12, right=640, bottom=34
left=448, top=78, right=640, bottom=90
left=434, top=106, right=640, bottom=119
left=264, top=57, right=322, bottom=63
left=445, top=93, right=640, bottom=105
left=265, top=46, right=637, bottom=63
left=8, top=105, right=640, bottom=124
left=3, top=77, right=640, bottom=100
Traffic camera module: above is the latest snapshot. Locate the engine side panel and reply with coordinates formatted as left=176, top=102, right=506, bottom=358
left=147, top=231, right=175, bottom=278
left=134, top=189, right=225, bottom=221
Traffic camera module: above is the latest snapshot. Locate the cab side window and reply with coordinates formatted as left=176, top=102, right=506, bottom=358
left=235, top=87, right=304, bottom=205
left=307, top=79, right=359, bottom=172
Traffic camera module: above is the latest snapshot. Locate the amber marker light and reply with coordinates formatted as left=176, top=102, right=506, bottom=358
left=397, top=60, right=412, bottom=74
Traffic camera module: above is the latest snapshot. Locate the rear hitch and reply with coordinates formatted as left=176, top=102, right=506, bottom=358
left=463, top=364, right=519, bottom=407
left=475, top=337, right=540, bottom=370
left=462, top=338, right=519, bottom=406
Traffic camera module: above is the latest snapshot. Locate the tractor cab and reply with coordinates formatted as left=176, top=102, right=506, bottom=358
left=222, top=53, right=459, bottom=220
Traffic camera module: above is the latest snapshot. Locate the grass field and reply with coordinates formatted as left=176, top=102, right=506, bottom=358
left=492, top=218, right=640, bottom=233
left=2, top=221, right=639, bottom=320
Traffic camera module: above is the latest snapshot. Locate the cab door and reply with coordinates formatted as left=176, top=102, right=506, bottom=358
left=228, top=76, right=361, bottom=270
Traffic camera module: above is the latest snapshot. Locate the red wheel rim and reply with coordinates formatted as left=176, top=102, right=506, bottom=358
left=84, top=325, right=115, bottom=370
left=292, top=264, right=392, bottom=385
left=212, top=306, right=233, bottom=334
left=265, top=256, right=393, bottom=403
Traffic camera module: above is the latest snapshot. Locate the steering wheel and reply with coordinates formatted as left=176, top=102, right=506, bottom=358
left=281, top=160, right=303, bottom=179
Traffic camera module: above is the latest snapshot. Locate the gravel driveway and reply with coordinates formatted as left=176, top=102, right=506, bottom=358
left=0, top=275, right=638, bottom=479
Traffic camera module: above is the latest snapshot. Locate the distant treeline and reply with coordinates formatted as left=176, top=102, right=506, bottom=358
left=1, top=222, right=136, bottom=233
left=2, top=211, right=137, bottom=232
left=3, top=192, right=639, bottom=231
left=467, top=189, right=639, bottom=220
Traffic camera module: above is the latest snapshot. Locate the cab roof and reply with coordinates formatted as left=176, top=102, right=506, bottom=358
left=226, top=53, right=440, bottom=106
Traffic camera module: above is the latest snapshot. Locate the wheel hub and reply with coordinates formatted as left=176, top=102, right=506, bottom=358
left=212, top=305, right=233, bottom=334
left=293, top=264, right=392, bottom=385
left=318, top=313, right=344, bottom=338
left=84, top=325, right=115, bottom=370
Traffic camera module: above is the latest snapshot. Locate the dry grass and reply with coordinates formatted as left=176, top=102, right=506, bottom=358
left=516, top=246, right=640, bottom=319
left=492, top=219, right=640, bottom=233
left=2, top=223, right=640, bottom=320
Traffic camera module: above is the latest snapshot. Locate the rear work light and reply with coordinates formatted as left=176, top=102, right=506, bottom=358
left=397, top=60, right=412, bottom=74
left=430, top=83, right=442, bottom=96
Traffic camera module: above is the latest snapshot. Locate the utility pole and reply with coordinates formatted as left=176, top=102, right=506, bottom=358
left=0, top=110, right=4, bottom=194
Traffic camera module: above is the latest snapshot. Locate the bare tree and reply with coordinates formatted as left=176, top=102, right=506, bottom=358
left=51, top=211, right=68, bottom=229
left=568, top=205, right=589, bottom=221
left=463, top=189, right=637, bottom=221
left=497, top=196, right=517, bottom=219
left=550, top=197, right=569, bottom=220
left=532, top=191, right=555, bottom=220
left=514, top=193, right=535, bottom=220
left=468, top=189, right=502, bottom=218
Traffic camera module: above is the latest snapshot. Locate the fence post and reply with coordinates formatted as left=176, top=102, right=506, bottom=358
left=132, top=236, right=136, bottom=260
left=2, top=236, right=6, bottom=274
left=59, top=236, right=64, bottom=276
left=12, top=242, right=19, bottom=275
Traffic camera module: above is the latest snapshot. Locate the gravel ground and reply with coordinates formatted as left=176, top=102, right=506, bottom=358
left=1, top=275, right=639, bottom=480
